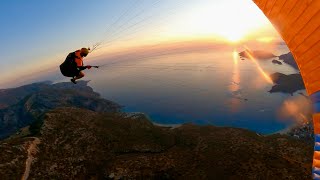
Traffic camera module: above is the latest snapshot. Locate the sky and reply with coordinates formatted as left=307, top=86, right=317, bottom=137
left=0, top=0, right=281, bottom=88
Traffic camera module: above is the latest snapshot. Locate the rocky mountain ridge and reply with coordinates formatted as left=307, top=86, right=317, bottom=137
left=0, top=81, right=121, bottom=139
left=0, top=107, right=313, bottom=179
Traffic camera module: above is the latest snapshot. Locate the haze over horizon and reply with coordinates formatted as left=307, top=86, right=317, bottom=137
left=0, top=0, right=282, bottom=88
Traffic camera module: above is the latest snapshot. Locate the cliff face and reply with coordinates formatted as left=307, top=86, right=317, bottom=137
left=0, top=81, right=121, bottom=139
left=0, top=107, right=313, bottom=180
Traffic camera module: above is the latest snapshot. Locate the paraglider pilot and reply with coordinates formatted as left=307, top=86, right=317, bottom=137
left=60, top=48, right=92, bottom=84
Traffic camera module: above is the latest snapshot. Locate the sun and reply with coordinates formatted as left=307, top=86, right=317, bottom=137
left=217, top=27, right=248, bottom=43
left=166, top=0, right=272, bottom=43
left=226, top=35, right=243, bottom=43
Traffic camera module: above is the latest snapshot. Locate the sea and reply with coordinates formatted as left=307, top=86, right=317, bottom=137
left=61, top=43, right=302, bottom=134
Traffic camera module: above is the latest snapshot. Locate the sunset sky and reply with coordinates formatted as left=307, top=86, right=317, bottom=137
left=0, top=0, right=282, bottom=88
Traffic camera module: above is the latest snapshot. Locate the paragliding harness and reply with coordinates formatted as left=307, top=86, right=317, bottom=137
left=60, top=52, right=99, bottom=78
left=59, top=52, right=81, bottom=77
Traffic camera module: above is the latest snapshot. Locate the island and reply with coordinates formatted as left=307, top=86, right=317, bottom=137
left=269, top=72, right=305, bottom=95
left=239, top=50, right=277, bottom=60
left=239, top=50, right=301, bottom=71
left=278, top=52, right=299, bottom=70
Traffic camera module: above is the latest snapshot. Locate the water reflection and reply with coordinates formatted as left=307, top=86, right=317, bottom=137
left=228, top=50, right=242, bottom=113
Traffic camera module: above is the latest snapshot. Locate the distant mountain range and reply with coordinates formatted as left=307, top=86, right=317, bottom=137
left=0, top=81, right=314, bottom=179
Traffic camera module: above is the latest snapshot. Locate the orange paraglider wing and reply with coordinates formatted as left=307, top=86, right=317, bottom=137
left=253, top=0, right=320, bottom=94
left=253, top=0, right=320, bottom=179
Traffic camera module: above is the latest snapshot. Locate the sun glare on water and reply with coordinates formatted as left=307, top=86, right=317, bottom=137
left=243, top=46, right=273, bottom=84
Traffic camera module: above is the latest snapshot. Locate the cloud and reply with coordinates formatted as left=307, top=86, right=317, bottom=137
left=277, top=94, right=312, bottom=124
